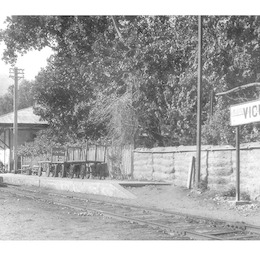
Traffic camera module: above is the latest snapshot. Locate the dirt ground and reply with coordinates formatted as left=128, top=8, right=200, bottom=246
left=1, top=181, right=260, bottom=260
left=1, top=181, right=260, bottom=241
left=83, top=183, right=260, bottom=226
left=0, top=185, right=176, bottom=240
left=129, top=185, right=260, bottom=225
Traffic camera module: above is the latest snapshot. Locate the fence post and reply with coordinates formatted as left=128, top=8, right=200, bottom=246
left=128, top=143, right=134, bottom=179
left=131, top=144, right=134, bottom=179
left=187, top=156, right=195, bottom=189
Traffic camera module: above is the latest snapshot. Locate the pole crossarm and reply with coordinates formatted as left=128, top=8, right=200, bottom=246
left=215, top=82, right=260, bottom=97
left=9, top=68, right=24, bottom=80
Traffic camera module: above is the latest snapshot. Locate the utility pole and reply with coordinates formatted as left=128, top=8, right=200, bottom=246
left=9, top=67, right=24, bottom=173
left=196, top=15, right=203, bottom=187
left=210, top=89, right=214, bottom=116
left=236, top=126, right=240, bottom=201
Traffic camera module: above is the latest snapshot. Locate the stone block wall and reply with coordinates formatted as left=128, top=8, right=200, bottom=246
left=133, top=143, right=260, bottom=200
left=133, top=152, right=153, bottom=180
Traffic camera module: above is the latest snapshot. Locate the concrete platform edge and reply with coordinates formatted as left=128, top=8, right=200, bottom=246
left=0, top=174, right=136, bottom=200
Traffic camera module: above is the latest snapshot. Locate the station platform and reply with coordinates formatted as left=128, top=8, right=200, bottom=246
left=0, top=173, right=172, bottom=199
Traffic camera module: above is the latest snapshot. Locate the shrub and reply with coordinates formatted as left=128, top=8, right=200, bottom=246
left=221, top=186, right=251, bottom=201
left=221, top=186, right=236, bottom=197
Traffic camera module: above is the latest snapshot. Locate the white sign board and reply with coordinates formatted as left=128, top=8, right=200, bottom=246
left=230, top=99, right=260, bottom=126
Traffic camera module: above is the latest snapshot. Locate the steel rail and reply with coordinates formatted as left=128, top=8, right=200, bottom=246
left=1, top=186, right=260, bottom=240
left=6, top=185, right=231, bottom=227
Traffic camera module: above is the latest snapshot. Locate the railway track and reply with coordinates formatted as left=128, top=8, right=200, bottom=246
left=1, top=184, right=260, bottom=240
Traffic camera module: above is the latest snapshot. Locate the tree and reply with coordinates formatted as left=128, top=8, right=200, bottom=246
left=0, top=16, right=109, bottom=64
left=3, top=16, right=260, bottom=146
left=88, top=16, right=204, bottom=146
left=33, top=54, right=104, bottom=142
left=0, top=16, right=113, bottom=142
left=18, top=80, right=35, bottom=109
left=202, top=16, right=260, bottom=145
left=0, top=89, right=12, bottom=116
left=0, top=80, right=35, bottom=116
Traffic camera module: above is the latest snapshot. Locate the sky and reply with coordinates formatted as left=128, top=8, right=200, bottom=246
left=0, top=15, right=53, bottom=96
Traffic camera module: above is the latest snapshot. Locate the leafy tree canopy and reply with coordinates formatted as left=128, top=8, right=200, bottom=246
left=2, top=16, right=260, bottom=146
left=0, top=79, right=34, bottom=116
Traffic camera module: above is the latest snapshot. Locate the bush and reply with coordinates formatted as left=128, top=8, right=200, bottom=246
left=221, top=186, right=236, bottom=197
left=221, top=186, right=251, bottom=201
left=241, top=192, right=251, bottom=201
left=202, top=108, right=235, bottom=146
left=17, top=129, right=60, bottom=157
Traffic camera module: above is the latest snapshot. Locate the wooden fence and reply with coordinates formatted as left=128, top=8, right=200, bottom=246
left=121, top=144, right=134, bottom=177
left=106, top=144, right=133, bottom=178
left=19, top=144, right=134, bottom=178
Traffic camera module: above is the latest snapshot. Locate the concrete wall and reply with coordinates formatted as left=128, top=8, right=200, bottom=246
left=133, top=143, right=260, bottom=200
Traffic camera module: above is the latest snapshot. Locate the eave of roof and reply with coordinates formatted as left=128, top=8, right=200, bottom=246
left=0, top=106, right=49, bottom=126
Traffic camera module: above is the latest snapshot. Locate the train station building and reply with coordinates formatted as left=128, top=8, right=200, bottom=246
left=0, top=106, right=48, bottom=171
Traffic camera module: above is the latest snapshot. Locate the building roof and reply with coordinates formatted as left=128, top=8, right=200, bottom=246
left=0, top=106, right=48, bottom=127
